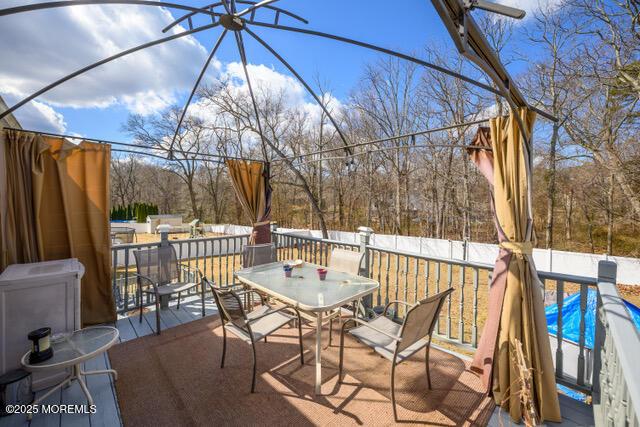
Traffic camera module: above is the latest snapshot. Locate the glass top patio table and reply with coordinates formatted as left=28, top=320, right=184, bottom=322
left=21, top=326, right=119, bottom=371
left=234, top=261, right=379, bottom=312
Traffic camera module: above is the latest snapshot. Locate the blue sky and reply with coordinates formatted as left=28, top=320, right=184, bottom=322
left=0, top=0, right=555, bottom=142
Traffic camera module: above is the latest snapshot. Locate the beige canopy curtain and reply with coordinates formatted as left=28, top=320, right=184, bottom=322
left=1, top=130, right=116, bottom=325
left=226, top=159, right=271, bottom=244
left=469, top=110, right=561, bottom=423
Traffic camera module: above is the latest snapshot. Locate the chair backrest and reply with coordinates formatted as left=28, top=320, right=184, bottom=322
left=206, top=278, right=248, bottom=330
left=242, top=243, right=277, bottom=268
left=328, top=248, right=364, bottom=276
left=111, top=227, right=136, bottom=244
left=397, top=288, right=454, bottom=353
left=133, top=246, right=180, bottom=286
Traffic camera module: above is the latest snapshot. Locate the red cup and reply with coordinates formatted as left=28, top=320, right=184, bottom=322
left=317, top=268, right=327, bottom=281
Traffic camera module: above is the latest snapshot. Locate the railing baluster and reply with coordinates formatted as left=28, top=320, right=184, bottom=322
left=556, top=280, right=565, bottom=378
left=446, top=263, right=452, bottom=339
left=385, top=252, right=391, bottom=307
left=112, top=248, right=119, bottom=310
left=394, top=253, right=400, bottom=319
left=578, top=283, right=587, bottom=386
left=217, top=239, right=222, bottom=287
left=376, top=250, right=382, bottom=307
left=435, top=261, right=441, bottom=333
left=413, top=258, right=419, bottom=304
left=459, top=265, right=465, bottom=343
left=124, top=247, right=132, bottom=309
left=424, top=261, right=430, bottom=298
left=472, top=267, right=479, bottom=347
left=403, top=256, right=409, bottom=316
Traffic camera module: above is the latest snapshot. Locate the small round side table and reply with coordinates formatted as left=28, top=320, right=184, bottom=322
left=21, top=326, right=119, bottom=419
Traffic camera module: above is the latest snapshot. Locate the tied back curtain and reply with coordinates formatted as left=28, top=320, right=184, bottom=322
left=226, top=159, right=271, bottom=244
left=1, top=130, right=116, bottom=325
left=469, top=110, right=561, bottom=423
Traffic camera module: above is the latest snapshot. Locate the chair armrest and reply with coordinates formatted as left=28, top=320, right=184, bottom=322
left=234, top=289, right=266, bottom=306
left=383, top=300, right=414, bottom=317
left=134, top=273, right=155, bottom=285
left=343, top=317, right=403, bottom=342
left=134, top=273, right=159, bottom=293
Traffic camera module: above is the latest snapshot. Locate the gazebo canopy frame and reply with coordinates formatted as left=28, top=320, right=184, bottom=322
left=0, top=0, right=556, bottom=166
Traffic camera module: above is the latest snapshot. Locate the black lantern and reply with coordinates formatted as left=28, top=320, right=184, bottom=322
left=28, top=327, right=53, bottom=364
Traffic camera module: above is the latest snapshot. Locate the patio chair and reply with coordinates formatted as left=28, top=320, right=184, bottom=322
left=111, top=226, right=136, bottom=245
left=205, top=278, right=304, bottom=393
left=133, top=246, right=205, bottom=335
left=242, top=243, right=277, bottom=268
left=189, top=219, right=203, bottom=238
left=339, top=288, right=454, bottom=421
left=325, top=248, right=365, bottom=344
left=328, top=248, right=363, bottom=275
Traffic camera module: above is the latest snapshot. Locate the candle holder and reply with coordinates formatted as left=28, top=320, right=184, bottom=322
left=28, top=327, right=53, bottom=364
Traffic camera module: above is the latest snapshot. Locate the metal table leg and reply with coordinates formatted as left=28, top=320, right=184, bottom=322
left=315, top=311, right=323, bottom=395
left=26, top=363, right=118, bottom=420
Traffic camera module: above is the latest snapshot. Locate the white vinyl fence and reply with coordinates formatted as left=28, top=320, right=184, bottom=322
left=207, top=224, right=640, bottom=285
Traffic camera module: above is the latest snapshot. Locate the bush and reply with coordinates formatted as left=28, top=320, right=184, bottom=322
left=110, top=202, right=159, bottom=222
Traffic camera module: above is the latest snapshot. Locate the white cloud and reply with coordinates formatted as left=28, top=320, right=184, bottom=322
left=493, top=0, right=565, bottom=18
left=207, top=61, right=342, bottom=126
left=7, top=96, right=67, bottom=133
left=0, top=2, right=216, bottom=116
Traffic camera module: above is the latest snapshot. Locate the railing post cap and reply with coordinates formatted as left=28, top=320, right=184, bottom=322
left=156, top=224, right=171, bottom=233
left=357, top=226, right=374, bottom=235
left=597, top=260, right=617, bottom=283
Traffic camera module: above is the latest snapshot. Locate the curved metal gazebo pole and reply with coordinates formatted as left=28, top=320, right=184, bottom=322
left=161, top=0, right=307, bottom=34
left=247, top=21, right=556, bottom=122
left=245, top=27, right=352, bottom=155
left=220, top=0, right=232, bottom=14
left=0, top=21, right=220, bottom=122
left=235, top=0, right=280, bottom=18
left=169, top=29, right=228, bottom=152
left=232, top=30, right=268, bottom=159
left=0, top=0, right=219, bottom=19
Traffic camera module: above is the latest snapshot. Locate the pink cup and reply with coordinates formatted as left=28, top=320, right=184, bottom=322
left=285, top=269, right=292, bottom=278
left=317, top=268, right=327, bottom=281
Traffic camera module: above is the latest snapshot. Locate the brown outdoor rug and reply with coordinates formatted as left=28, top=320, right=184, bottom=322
left=109, top=316, right=494, bottom=426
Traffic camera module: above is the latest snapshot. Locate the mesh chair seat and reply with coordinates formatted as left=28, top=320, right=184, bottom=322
left=225, top=305, right=296, bottom=344
left=349, top=316, right=429, bottom=362
left=141, top=281, right=199, bottom=296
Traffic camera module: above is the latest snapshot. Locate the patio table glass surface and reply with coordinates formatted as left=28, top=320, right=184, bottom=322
left=234, top=261, right=379, bottom=312
left=22, top=326, right=119, bottom=370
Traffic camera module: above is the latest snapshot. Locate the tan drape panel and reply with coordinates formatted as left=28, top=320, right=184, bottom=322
left=1, top=131, right=116, bottom=325
left=1, top=130, right=48, bottom=269
left=226, top=159, right=270, bottom=244
left=470, top=110, right=561, bottom=423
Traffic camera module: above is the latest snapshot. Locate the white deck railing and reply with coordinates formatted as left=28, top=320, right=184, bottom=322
left=593, top=261, right=640, bottom=426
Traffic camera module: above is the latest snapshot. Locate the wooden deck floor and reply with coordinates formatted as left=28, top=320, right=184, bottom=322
left=1, top=295, right=594, bottom=427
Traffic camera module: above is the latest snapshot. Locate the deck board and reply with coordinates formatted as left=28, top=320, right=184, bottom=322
left=488, top=393, right=594, bottom=426
left=85, top=353, right=121, bottom=427
left=28, top=384, right=62, bottom=427
left=58, top=363, right=90, bottom=427
left=114, top=317, right=137, bottom=343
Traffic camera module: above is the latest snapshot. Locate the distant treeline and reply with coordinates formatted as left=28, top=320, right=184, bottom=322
left=110, top=202, right=159, bottom=223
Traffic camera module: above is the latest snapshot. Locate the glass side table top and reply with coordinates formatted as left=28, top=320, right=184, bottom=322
left=21, top=326, right=119, bottom=371
left=235, top=261, right=379, bottom=312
